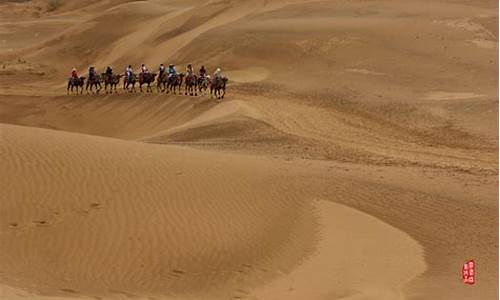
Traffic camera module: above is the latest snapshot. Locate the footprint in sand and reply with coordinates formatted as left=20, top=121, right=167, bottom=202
left=108, top=289, right=137, bottom=298
left=32, top=220, right=47, bottom=226
left=235, top=289, right=250, bottom=295
left=170, top=269, right=186, bottom=277
left=237, top=264, right=253, bottom=273
left=79, top=203, right=102, bottom=215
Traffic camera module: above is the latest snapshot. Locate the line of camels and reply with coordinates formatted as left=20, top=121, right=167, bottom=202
left=67, top=71, right=228, bottom=99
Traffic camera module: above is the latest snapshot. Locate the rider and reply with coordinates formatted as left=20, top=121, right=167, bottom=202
left=199, top=65, right=206, bottom=78
left=125, top=65, right=134, bottom=82
left=105, top=66, right=113, bottom=81
left=168, top=64, right=177, bottom=78
left=213, top=67, right=222, bottom=80
left=88, top=66, right=96, bottom=81
left=186, top=64, right=194, bottom=76
left=140, top=64, right=150, bottom=80
left=159, top=63, right=165, bottom=78
left=71, top=67, right=78, bottom=79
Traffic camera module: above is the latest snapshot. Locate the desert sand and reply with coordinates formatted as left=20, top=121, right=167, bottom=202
left=0, top=0, right=498, bottom=299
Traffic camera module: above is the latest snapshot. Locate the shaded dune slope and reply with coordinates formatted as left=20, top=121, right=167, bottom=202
left=0, top=123, right=318, bottom=298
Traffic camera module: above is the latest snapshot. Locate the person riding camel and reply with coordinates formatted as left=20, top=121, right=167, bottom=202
left=213, top=67, right=222, bottom=81
left=88, top=66, right=96, bottom=81
left=70, top=68, right=79, bottom=85
left=140, top=64, right=150, bottom=81
left=159, top=64, right=165, bottom=78
left=125, top=65, right=134, bottom=82
left=199, top=65, right=206, bottom=78
left=168, top=64, right=177, bottom=78
left=105, top=66, right=113, bottom=81
left=186, top=64, right=194, bottom=77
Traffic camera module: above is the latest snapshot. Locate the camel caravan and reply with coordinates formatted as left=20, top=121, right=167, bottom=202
left=67, top=63, right=228, bottom=100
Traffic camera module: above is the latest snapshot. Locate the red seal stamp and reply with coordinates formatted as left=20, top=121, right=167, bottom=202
left=462, top=260, right=475, bottom=285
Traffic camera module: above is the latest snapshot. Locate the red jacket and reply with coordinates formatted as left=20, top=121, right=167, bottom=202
left=71, top=70, right=78, bottom=78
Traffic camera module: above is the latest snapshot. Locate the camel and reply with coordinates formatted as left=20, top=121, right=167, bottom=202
left=184, top=73, right=198, bottom=96
left=123, top=74, right=138, bottom=93
left=139, top=72, right=157, bottom=93
left=166, top=73, right=184, bottom=95
left=101, top=73, right=124, bottom=94
left=197, top=75, right=210, bottom=95
left=86, top=74, right=102, bottom=94
left=67, top=76, right=86, bottom=95
left=210, top=76, right=228, bottom=100
left=156, top=72, right=168, bottom=93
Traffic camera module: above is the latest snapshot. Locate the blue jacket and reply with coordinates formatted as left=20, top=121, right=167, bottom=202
left=168, top=66, right=176, bottom=75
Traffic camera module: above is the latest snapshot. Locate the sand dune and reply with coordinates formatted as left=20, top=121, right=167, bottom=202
left=0, top=124, right=425, bottom=300
left=0, top=123, right=318, bottom=299
left=0, top=0, right=497, bottom=299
